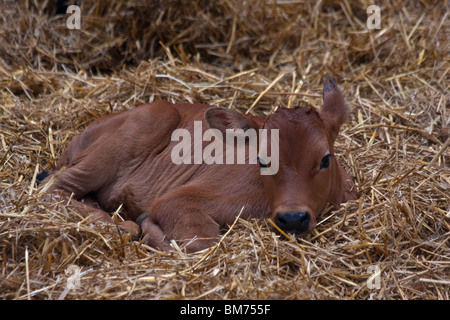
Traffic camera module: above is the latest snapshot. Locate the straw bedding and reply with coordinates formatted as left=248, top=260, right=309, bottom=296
left=0, top=0, right=448, bottom=300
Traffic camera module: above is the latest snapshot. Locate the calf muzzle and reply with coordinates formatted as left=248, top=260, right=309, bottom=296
left=275, top=211, right=311, bottom=234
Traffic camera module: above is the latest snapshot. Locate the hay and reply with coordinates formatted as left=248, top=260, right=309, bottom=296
left=0, top=0, right=449, bottom=300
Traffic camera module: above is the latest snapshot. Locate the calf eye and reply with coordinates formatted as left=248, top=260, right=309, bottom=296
left=257, top=156, right=268, bottom=168
left=320, top=154, right=334, bottom=169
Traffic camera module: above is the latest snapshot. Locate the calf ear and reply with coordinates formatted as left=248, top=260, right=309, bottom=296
left=205, top=107, right=252, bottom=135
left=320, top=77, right=347, bottom=141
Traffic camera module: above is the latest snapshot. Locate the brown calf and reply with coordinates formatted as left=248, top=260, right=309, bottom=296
left=44, top=77, right=357, bottom=252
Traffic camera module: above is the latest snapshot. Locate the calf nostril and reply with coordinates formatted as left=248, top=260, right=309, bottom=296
left=297, top=212, right=310, bottom=225
left=276, top=214, right=288, bottom=228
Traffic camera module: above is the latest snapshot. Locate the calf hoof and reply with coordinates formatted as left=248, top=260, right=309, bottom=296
left=118, top=221, right=141, bottom=240
left=139, top=215, right=173, bottom=252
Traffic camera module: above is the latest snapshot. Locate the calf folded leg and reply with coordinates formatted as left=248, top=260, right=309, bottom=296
left=40, top=190, right=140, bottom=237
left=143, top=187, right=221, bottom=253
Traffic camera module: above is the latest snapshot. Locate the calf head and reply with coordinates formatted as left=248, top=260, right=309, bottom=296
left=206, top=77, right=358, bottom=235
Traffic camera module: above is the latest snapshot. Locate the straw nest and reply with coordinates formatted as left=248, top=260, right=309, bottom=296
left=1, top=0, right=448, bottom=300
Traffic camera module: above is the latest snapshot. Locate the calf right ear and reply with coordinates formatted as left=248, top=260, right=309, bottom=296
left=205, top=107, right=252, bottom=135
left=320, top=77, right=348, bottom=142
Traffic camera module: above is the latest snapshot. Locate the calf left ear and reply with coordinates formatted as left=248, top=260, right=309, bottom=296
left=205, top=107, right=253, bottom=134
left=320, top=77, right=348, bottom=142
